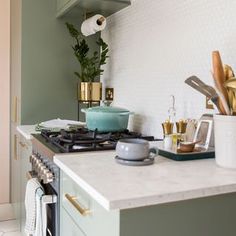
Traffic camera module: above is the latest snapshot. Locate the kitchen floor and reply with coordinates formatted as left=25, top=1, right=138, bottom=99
left=0, top=220, right=21, bottom=235
left=0, top=204, right=21, bottom=235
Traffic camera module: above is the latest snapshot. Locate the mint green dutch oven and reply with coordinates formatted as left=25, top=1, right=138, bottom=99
left=81, top=104, right=134, bottom=132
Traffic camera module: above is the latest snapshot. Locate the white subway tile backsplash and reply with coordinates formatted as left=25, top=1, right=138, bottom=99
left=101, top=0, right=236, bottom=138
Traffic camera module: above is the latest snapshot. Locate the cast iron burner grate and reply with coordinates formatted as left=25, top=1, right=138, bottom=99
left=41, top=128, right=155, bottom=153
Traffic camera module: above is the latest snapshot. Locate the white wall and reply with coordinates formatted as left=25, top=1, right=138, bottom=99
left=101, top=0, right=236, bottom=138
left=0, top=0, right=10, bottom=203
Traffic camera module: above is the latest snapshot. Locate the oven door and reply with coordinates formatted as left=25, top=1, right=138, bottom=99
left=42, top=184, right=58, bottom=236
left=27, top=172, right=59, bottom=236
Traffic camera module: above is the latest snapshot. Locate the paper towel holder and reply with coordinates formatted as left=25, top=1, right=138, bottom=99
left=84, top=11, right=106, bottom=26
left=97, top=16, right=106, bottom=26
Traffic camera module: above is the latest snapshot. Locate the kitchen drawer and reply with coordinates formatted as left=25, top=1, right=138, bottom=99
left=61, top=207, right=86, bottom=236
left=61, top=171, right=119, bottom=236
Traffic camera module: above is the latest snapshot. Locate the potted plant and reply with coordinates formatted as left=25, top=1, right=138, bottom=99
left=66, top=22, right=109, bottom=101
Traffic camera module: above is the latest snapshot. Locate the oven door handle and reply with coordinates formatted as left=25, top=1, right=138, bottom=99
left=42, top=195, right=57, bottom=204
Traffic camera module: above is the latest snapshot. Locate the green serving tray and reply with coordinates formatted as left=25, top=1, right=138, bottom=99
left=158, top=147, right=215, bottom=161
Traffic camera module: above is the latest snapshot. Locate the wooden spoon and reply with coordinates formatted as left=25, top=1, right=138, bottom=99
left=212, top=51, right=229, bottom=114
left=224, top=78, right=236, bottom=114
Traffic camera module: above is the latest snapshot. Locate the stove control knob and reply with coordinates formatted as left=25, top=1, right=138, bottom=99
left=36, top=153, right=41, bottom=158
left=35, top=160, right=43, bottom=173
left=30, top=154, right=37, bottom=164
left=38, top=165, right=47, bottom=178
left=30, top=155, right=33, bottom=163
left=43, top=171, right=54, bottom=184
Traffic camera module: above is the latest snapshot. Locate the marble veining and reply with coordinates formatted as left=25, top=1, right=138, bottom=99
left=54, top=151, right=236, bottom=211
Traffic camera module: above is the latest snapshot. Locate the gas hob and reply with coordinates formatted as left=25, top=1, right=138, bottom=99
left=32, top=128, right=155, bottom=154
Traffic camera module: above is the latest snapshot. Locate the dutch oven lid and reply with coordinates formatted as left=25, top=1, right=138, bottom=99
left=86, top=102, right=129, bottom=113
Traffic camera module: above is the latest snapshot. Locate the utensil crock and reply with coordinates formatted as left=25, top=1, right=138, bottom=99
left=214, top=114, right=236, bottom=168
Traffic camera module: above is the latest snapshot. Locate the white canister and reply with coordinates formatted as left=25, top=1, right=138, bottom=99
left=214, top=114, right=236, bottom=169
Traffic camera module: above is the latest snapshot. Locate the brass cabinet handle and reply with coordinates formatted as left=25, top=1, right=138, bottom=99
left=13, top=96, right=18, bottom=123
left=65, top=193, right=91, bottom=216
left=19, top=141, right=28, bottom=149
left=14, top=134, right=18, bottom=160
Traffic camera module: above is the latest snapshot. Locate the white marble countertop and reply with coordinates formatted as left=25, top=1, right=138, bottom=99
left=16, top=125, right=39, bottom=140
left=54, top=150, right=236, bottom=211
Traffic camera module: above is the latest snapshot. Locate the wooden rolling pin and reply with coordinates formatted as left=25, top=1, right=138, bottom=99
left=212, top=51, right=229, bottom=115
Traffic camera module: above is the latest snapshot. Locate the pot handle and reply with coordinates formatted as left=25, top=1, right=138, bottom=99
left=119, top=112, right=135, bottom=116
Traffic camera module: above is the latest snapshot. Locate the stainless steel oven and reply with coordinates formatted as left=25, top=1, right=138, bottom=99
left=28, top=138, right=60, bottom=236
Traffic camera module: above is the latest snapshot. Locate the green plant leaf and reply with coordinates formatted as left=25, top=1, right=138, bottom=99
left=66, top=23, right=109, bottom=83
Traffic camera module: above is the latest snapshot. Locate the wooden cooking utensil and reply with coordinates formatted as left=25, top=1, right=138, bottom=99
left=211, top=72, right=230, bottom=115
left=224, top=78, right=236, bottom=114
left=185, top=76, right=222, bottom=113
left=212, top=51, right=229, bottom=115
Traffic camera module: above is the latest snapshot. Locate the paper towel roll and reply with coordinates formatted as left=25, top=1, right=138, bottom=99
left=81, top=14, right=107, bottom=37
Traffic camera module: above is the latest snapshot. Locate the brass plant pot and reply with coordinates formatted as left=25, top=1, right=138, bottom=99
left=91, top=82, right=102, bottom=101
left=79, top=82, right=91, bottom=101
left=79, top=82, right=102, bottom=101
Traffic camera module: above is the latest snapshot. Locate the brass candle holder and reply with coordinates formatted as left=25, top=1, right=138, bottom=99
left=176, top=120, right=188, bottom=134
left=162, top=120, right=174, bottom=136
left=176, top=119, right=188, bottom=143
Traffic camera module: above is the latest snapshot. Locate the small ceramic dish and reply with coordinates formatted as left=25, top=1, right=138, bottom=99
left=179, top=141, right=201, bottom=153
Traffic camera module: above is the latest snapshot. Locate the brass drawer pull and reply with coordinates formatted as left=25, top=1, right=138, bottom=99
left=19, top=141, right=26, bottom=147
left=65, top=193, right=91, bottom=216
left=19, top=141, right=28, bottom=149
left=13, top=96, right=18, bottom=123
left=14, top=134, right=18, bottom=160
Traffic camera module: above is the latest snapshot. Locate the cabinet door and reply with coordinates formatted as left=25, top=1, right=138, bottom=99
left=61, top=171, right=119, bottom=236
left=61, top=207, right=86, bottom=236
left=19, top=136, right=32, bottom=234
left=10, top=129, right=21, bottom=222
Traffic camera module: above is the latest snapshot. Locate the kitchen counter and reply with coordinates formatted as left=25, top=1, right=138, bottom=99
left=16, top=125, right=39, bottom=140
left=54, top=149, right=236, bottom=211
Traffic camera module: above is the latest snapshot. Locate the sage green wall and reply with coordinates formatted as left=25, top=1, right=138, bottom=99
left=120, top=193, right=236, bottom=236
left=21, top=0, right=99, bottom=124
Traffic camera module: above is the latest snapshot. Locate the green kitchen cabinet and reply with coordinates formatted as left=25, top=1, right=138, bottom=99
left=10, top=130, right=31, bottom=235
left=11, top=129, right=32, bottom=235
left=56, top=0, right=131, bottom=18
left=61, top=207, right=86, bottom=236
left=10, top=0, right=99, bottom=125
left=60, top=170, right=236, bottom=236
left=10, top=0, right=84, bottom=126
left=60, top=171, right=120, bottom=236
left=19, top=134, right=32, bottom=235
